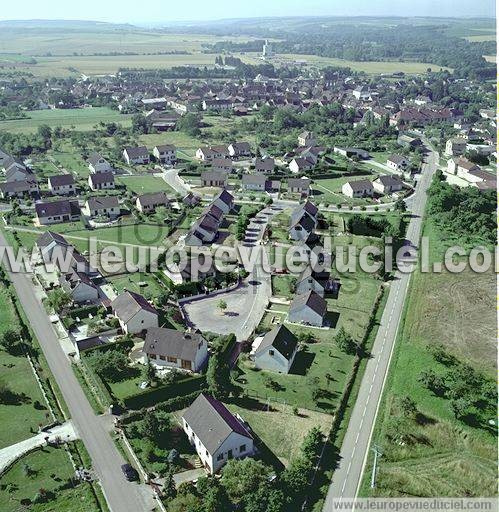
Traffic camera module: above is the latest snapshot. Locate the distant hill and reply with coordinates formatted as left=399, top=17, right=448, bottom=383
left=0, top=19, right=135, bottom=30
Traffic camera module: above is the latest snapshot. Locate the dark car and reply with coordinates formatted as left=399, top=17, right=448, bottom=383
left=121, top=463, right=139, bottom=482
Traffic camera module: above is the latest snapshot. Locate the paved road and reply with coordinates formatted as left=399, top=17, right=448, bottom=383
left=323, top=147, right=439, bottom=508
left=181, top=203, right=282, bottom=341
left=159, top=167, right=191, bottom=195
left=0, top=231, right=155, bottom=512
left=0, top=421, right=77, bottom=473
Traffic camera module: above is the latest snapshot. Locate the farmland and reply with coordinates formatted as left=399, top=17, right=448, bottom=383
left=360, top=219, right=497, bottom=497
left=0, top=107, right=132, bottom=134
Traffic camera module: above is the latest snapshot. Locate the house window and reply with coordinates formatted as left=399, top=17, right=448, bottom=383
left=240, top=444, right=246, bottom=453
left=181, top=359, right=192, bottom=370
left=269, top=350, right=274, bottom=356
left=217, top=453, right=224, bottom=461
left=159, top=355, right=166, bottom=361
left=167, top=356, right=177, bottom=363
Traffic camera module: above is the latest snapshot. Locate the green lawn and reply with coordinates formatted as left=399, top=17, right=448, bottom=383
left=0, top=288, right=49, bottom=449
left=271, top=275, right=295, bottom=298
left=69, top=223, right=171, bottom=247
left=312, top=175, right=378, bottom=205
left=0, top=446, right=101, bottom=512
left=107, top=272, right=164, bottom=300
left=0, top=107, right=132, bottom=134
left=226, top=400, right=333, bottom=468
left=360, top=219, right=497, bottom=497
left=116, top=175, right=175, bottom=195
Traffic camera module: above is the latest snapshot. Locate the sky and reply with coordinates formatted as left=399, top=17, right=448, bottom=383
left=0, top=0, right=495, bottom=23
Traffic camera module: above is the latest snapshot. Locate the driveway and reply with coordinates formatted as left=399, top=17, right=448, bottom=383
left=158, top=167, right=191, bottom=195
left=181, top=204, right=281, bottom=341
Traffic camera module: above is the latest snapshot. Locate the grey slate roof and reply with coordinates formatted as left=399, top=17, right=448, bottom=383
left=36, top=231, right=70, bottom=249
left=89, top=172, right=114, bottom=186
left=35, top=200, right=81, bottom=219
left=48, top=174, right=75, bottom=187
left=124, top=146, right=149, bottom=158
left=255, top=324, right=298, bottom=360
left=144, top=328, right=205, bottom=362
left=87, top=152, right=109, bottom=166
left=87, top=196, right=119, bottom=210
left=182, top=393, right=252, bottom=453
left=289, top=290, right=327, bottom=318
left=111, top=290, right=158, bottom=323
left=137, top=191, right=169, bottom=208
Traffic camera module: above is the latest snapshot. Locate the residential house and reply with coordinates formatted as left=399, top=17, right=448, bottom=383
left=445, top=138, right=467, bottom=157
left=386, top=155, right=409, bottom=172
left=3, top=157, right=28, bottom=179
left=87, top=153, right=112, bottom=174
left=0, top=177, right=38, bottom=199
left=48, top=174, right=77, bottom=196
left=287, top=177, right=311, bottom=197
left=241, top=174, right=267, bottom=191
left=143, top=328, right=208, bottom=373
left=289, top=201, right=318, bottom=241
left=253, top=325, right=298, bottom=374
left=288, top=290, right=327, bottom=327
left=183, top=192, right=201, bottom=207
left=123, top=146, right=150, bottom=165
left=227, top=142, right=251, bottom=158
left=447, top=157, right=479, bottom=176
left=289, top=156, right=315, bottom=174
left=136, top=192, right=170, bottom=213
left=35, top=200, right=81, bottom=225
left=341, top=180, right=374, bottom=198
left=298, top=130, right=316, bottom=147
left=212, top=189, right=234, bottom=214
left=182, top=393, right=254, bottom=474
left=59, top=269, right=99, bottom=303
left=295, top=267, right=334, bottom=297
left=111, top=290, right=159, bottom=334
left=333, top=147, right=370, bottom=160
left=36, top=231, right=71, bottom=261
left=212, top=158, right=234, bottom=174
left=254, top=157, right=275, bottom=174
left=85, top=196, right=120, bottom=218
left=397, top=133, right=423, bottom=149
left=88, top=172, right=115, bottom=191
left=153, top=144, right=176, bottom=165
left=373, top=175, right=404, bottom=195
left=201, top=170, right=228, bottom=188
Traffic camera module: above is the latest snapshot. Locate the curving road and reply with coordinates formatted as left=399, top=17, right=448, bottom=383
left=323, top=145, right=439, bottom=508
left=181, top=203, right=282, bottom=341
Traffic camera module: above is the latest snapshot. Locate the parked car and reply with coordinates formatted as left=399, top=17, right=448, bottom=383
left=121, top=463, right=139, bottom=482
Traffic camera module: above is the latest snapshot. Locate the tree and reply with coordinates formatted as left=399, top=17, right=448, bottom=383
left=88, top=349, right=130, bottom=382
left=220, top=459, right=270, bottom=505
left=301, top=426, right=324, bottom=460
left=334, top=327, right=357, bottom=355
left=217, top=299, right=227, bottom=314
left=417, top=369, right=447, bottom=397
left=131, top=113, right=148, bottom=134
left=0, top=329, right=21, bottom=354
left=45, top=288, right=72, bottom=312
left=397, top=396, right=418, bottom=417
left=394, top=198, right=407, bottom=212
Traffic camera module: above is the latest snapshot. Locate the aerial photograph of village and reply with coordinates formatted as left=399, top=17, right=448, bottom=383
left=0, top=1, right=496, bottom=511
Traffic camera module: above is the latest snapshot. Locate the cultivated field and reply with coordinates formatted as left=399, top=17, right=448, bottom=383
left=0, top=107, right=132, bottom=133
left=360, top=219, right=497, bottom=497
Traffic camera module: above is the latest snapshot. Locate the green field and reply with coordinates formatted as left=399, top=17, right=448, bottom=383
left=116, top=175, right=175, bottom=195
left=464, top=35, right=496, bottom=42
left=0, top=446, right=101, bottom=512
left=0, top=287, right=50, bottom=449
left=243, top=52, right=453, bottom=74
left=0, top=107, right=132, bottom=133
left=360, top=220, right=497, bottom=497
left=107, top=271, right=164, bottom=299
left=226, top=400, right=333, bottom=467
